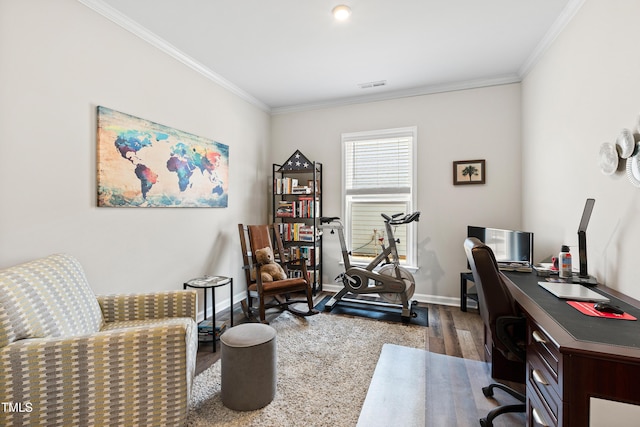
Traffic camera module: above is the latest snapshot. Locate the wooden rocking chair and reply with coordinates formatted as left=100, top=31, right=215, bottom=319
left=238, top=224, right=318, bottom=323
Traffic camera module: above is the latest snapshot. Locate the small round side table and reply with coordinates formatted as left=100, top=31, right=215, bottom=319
left=183, top=276, right=233, bottom=352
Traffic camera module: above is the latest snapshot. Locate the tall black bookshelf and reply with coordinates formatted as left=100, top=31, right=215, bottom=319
left=272, top=150, right=322, bottom=293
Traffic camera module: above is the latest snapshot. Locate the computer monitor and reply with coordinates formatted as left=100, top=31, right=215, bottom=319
left=467, top=226, right=534, bottom=267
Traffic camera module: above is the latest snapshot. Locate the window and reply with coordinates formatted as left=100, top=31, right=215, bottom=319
left=342, top=127, right=417, bottom=267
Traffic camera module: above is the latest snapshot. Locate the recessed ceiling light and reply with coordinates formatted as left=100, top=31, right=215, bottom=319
left=332, top=5, right=352, bottom=21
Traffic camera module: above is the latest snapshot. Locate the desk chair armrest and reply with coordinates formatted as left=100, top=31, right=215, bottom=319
left=496, top=315, right=526, bottom=362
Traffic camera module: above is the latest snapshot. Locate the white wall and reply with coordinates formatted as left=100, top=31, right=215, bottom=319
left=12, top=0, right=633, bottom=310
left=522, top=0, right=640, bottom=300
left=272, top=84, right=522, bottom=304
left=0, top=0, right=270, bottom=317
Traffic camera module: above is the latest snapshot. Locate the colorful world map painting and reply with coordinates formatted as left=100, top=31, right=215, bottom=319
left=97, top=106, right=229, bottom=207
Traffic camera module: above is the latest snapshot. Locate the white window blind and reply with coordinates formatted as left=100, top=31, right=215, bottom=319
left=344, top=137, right=411, bottom=194
left=342, top=127, right=417, bottom=266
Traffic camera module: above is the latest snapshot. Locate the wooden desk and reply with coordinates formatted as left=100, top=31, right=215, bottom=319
left=501, top=271, right=640, bottom=427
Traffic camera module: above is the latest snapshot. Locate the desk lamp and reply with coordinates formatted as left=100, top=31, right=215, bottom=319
left=573, top=198, right=598, bottom=285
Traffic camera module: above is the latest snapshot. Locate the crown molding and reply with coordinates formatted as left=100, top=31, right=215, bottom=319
left=518, top=0, right=586, bottom=78
left=78, top=0, right=271, bottom=113
left=270, top=75, right=521, bottom=115
left=79, top=0, right=583, bottom=117
left=273, top=0, right=585, bottom=115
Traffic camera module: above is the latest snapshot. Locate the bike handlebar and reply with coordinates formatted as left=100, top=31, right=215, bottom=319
left=320, top=212, right=420, bottom=225
left=384, top=211, right=420, bottom=225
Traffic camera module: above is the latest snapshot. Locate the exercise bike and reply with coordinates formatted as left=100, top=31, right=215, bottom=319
left=319, top=211, right=420, bottom=321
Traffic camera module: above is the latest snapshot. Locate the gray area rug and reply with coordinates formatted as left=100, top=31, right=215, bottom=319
left=186, top=311, right=426, bottom=426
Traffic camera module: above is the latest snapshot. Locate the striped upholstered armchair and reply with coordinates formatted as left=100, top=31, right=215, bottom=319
left=0, top=254, right=198, bottom=427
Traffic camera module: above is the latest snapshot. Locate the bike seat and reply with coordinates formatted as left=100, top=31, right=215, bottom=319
left=319, top=216, right=340, bottom=224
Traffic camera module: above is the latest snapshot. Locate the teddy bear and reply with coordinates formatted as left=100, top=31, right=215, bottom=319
left=254, top=246, right=287, bottom=282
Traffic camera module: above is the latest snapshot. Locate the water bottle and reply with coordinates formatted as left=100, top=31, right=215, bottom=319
left=559, top=245, right=572, bottom=279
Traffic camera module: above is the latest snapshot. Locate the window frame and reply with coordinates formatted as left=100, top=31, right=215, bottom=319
left=341, top=126, right=418, bottom=268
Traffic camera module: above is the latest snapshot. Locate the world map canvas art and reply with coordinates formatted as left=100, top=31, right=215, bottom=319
left=97, top=106, right=229, bottom=207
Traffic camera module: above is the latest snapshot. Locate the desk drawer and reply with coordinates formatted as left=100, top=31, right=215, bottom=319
left=527, top=384, right=558, bottom=427
left=528, top=322, right=560, bottom=379
left=527, top=351, right=560, bottom=421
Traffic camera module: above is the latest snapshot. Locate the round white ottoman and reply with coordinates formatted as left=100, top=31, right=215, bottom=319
left=220, top=323, right=277, bottom=411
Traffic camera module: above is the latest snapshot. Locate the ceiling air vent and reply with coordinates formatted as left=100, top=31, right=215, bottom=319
left=358, top=80, right=387, bottom=89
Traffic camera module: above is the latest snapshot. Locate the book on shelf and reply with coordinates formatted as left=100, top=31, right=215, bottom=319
left=277, top=198, right=320, bottom=219
left=277, top=223, right=317, bottom=242
left=274, top=177, right=301, bottom=194
left=287, top=245, right=319, bottom=266
left=291, top=186, right=312, bottom=194
left=276, top=201, right=294, bottom=217
left=287, top=269, right=313, bottom=283
left=274, top=177, right=319, bottom=195
left=296, top=197, right=319, bottom=218
left=298, top=225, right=315, bottom=242
left=307, top=179, right=321, bottom=194
left=198, top=319, right=228, bottom=341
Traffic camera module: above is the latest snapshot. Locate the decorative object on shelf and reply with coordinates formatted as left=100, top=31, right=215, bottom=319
left=616, top=128, right=635, bottom=158
left=626, top=146, right=640, bottom=187
left=599, top=118, right=640, bottom=187
left=453, top=159, right=486, bottom=185
left=279, top=149, right=313, bottom=171
left=598, top=142, right=618, bottom=175
left=97, top=106, right=229, bottom=207
left=273, top=151, right=322, bottom=293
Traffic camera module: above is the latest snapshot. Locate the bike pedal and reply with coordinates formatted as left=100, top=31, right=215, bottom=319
left=344, top=275, right=357, bottom=284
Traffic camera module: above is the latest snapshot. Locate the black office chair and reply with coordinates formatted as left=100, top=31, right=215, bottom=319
left=464, top=237, right=526, bottom=427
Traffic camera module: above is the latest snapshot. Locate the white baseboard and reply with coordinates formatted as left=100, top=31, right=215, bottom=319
left=198, top=285, right=477, bottom=321
left=321, top=283, right=467, bottom=308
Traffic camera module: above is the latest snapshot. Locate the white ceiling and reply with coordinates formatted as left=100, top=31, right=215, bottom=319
left=83, top=0, right=581, bottom=113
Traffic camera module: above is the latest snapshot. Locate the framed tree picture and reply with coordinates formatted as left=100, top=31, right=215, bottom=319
left=453, top=159, right=486, bottom=185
